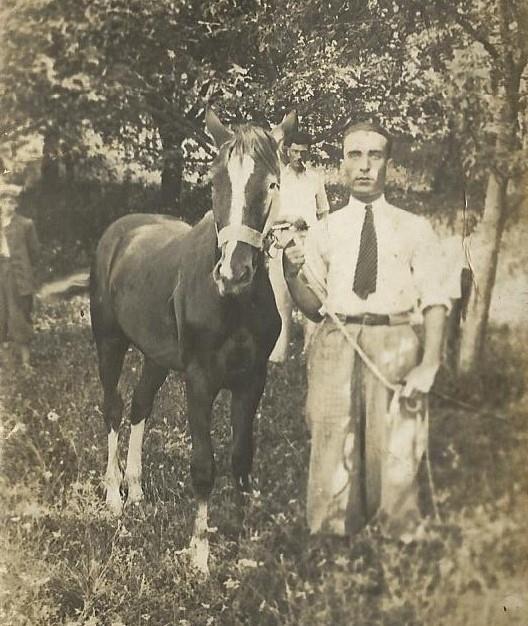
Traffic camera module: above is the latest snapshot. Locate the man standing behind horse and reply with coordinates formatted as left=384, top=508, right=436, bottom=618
left=268, top=131, right=330, bottom=362
left=282, top=120, right=449, bottom=539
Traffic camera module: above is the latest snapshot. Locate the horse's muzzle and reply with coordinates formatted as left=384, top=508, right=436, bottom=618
left=213, top=259, right=255, bottom=296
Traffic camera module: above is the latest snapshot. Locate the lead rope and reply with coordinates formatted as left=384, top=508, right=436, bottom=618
left=280, top=225, right=441, bottom=522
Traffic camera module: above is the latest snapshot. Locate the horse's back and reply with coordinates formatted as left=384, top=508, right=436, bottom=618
left=99, top=212, right=189, bottom=257
left=93, top=213, right=190, bottom=286
left=102, top=212, right=191, bottom=239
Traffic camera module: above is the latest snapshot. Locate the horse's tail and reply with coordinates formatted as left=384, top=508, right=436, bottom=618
left=37, top=269, right=91, bottom=301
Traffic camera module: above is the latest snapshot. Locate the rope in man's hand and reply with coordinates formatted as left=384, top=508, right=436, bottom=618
left=264, top=218, right=309, bottom=258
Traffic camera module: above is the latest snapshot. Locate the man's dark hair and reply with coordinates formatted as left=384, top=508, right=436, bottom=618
left=343, top=119, right=393, bottom=157
left=285, top=131, right=312, bottom=148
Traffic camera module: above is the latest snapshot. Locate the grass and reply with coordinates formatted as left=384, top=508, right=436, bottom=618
left=1, top=296, right=527, bottom=625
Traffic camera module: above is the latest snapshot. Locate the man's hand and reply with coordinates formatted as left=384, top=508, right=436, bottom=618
left=283, top=234, right=306, bottom=279
left=401, top=361, right=440, bottom=397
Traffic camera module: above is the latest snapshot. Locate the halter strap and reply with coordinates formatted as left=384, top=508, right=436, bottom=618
left=216, top=223, right=265, bottom=250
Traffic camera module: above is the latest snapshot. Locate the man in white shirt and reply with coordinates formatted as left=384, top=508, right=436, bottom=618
left=268, top=131, right=329, bottom=362
left=282, top=121, right=449, bottom=538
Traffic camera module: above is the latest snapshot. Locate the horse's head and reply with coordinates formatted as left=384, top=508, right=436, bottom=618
left=206, top=109, right=297, bottom=296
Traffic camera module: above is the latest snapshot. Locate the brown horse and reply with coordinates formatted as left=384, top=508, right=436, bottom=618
left=89, top=109, right=297, bottom=574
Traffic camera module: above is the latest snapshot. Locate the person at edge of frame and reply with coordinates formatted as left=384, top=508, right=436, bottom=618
left=268, top=130, right=330, bottom=363
left=281, top=119, right=450, bottom=540
left=0, top=183, right=41, bottom=369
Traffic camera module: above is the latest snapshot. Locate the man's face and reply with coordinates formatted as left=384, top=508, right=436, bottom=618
left=0, top=197, right=17, bottom=221
left=342, top=130, right=389, bottom=201
left=287, top=143, right=310, bottom=172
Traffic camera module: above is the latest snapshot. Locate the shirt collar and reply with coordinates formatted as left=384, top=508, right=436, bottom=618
left=283, top=164, right=310, bottom=178
left=347, top=194, right=387, bottom=213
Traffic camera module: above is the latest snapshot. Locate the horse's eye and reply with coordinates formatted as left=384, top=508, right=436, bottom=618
left=269, top=182, right=279, bottom=191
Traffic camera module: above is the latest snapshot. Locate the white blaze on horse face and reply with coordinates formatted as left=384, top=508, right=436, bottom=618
left=125, top=419, right=145, bottom=504
left=221, top=154, right=255, bottom=279
left=105, top=429, right=123, bottom=516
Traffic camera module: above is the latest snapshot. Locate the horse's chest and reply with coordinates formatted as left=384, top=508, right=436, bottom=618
left=218, top=328, right=258, bottom=382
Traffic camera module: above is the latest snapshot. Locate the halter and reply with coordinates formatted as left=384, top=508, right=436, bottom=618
left=216, top=223, right=265, bottom=250
left=215, top=195, right=278, bottom=253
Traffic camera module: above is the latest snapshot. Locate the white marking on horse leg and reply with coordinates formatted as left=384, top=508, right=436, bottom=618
left=220, top=154, right=255, bottom=278
left=189, top=500, right=209, bottom=576
left=125, top=419, right=145, bottom=504
left=105, top=429, right=123, bottom=516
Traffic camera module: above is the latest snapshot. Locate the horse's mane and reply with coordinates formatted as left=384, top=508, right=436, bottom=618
left=211, top=124, right=280, bottom=179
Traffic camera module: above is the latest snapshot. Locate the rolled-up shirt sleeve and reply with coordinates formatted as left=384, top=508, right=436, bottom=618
left=412, top=218, right=451, bottom=312
left=302, top=220, right=329, bottom=299
left=315, top=173, right=330, bottom=218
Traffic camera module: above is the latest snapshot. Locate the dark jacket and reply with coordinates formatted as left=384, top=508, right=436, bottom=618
left=5, top=214, right=41, bottom=295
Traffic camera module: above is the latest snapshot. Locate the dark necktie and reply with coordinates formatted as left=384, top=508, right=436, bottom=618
left=353, top=204, right=377, bottom=299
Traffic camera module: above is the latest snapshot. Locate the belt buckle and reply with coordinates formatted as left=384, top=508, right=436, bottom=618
left=362, top=313, right=377, bottom=325
left=389, top=311, right=410, bottom=326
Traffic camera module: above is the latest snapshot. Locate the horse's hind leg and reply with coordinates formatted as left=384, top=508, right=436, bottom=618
left=96, top=334, right=129, bottom=516
left=125, top=358, right=168, bottom=504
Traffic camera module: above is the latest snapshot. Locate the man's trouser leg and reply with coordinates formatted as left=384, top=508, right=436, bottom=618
left=361, top=325, right=424, bottom=537
left=3, top=265, right=33, bottom=350
left=306, top=322, right=425, bottom=538
left=305, top=322, right=360, bottom=535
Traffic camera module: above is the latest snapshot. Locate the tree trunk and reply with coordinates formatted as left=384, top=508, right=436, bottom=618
left=455, top=0, right=527, bottom=373
left=160, top=145, right=184, bottom=213
left=158, top=125, right=185, bottom=214
left=41, top=131, right=61, bottom=190
left=457, top=170, right=508, bottom=373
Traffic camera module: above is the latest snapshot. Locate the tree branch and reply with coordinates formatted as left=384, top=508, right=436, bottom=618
left=312, top=115, right=352, bottom=144
left=433, top=0, right=500, bottom=61
left=143, top=100, right=215, bottom=155
left=122, top=68, right=215, bottom=154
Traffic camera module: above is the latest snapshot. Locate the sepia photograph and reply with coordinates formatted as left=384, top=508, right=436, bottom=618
left=1, top=0, right=527, bottom=624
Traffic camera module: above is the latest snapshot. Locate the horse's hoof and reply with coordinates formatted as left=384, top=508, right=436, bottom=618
left=191, top=560, right=210, bottom=578
left=127, top=483, right=144, bottom=505
left=106, top=497, right=123, bottom=517
left=189, top=536, right=210, bottom=577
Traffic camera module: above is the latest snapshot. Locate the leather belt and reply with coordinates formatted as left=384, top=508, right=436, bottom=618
left=336, top=311, right=412, bottom=326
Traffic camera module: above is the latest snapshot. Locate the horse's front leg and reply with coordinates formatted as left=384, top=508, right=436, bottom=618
left=185, top=364, right=218, bottom=576
left=230, top=362, right=267, bottom=493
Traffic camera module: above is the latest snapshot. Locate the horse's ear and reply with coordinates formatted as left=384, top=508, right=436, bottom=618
left=271, top=110, right=298, bottom=145
left=205, top=108, right=234, bottom=147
